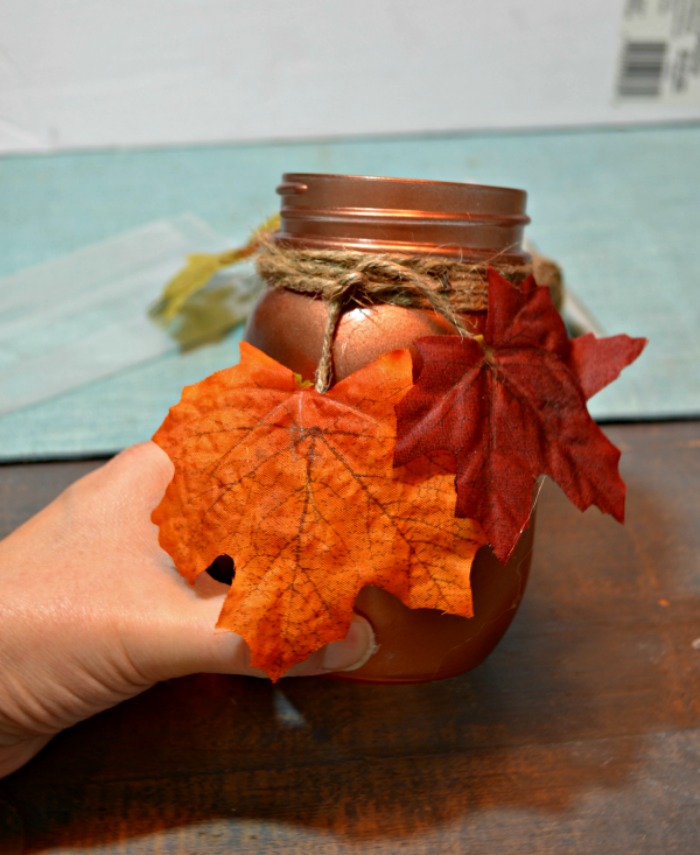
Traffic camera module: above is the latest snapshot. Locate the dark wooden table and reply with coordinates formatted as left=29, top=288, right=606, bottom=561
left=1, top=421, right=698, bottom=854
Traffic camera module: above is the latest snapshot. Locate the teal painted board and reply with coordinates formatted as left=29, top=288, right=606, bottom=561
left=0, top=125, right=698, bottom=460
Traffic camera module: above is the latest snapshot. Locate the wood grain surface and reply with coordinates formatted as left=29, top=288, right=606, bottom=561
left=0, top=422, right=699, bottom=853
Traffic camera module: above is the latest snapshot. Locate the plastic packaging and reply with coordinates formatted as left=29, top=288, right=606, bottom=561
left=0, top=215, right=231, bottom=415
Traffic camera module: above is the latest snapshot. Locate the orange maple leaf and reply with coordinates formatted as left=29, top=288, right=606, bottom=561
left=152, top=342, right=486, bottom=680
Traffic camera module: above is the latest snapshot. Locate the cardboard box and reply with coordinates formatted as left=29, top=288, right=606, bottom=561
left=1, top=0, right=698, bottom=154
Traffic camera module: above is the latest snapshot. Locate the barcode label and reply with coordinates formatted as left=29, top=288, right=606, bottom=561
left=617, top=41, right=667, bottom=97
left=615, top=0, right=700, bottom=105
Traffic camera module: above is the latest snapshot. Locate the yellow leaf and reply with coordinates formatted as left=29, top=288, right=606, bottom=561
left=149, top=212, right=281, bottom=324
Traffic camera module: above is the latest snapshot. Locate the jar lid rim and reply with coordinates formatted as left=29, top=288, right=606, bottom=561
left=280, top=172, right=527, bottom=198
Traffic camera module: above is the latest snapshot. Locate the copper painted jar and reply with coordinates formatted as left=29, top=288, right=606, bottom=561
left=244, top=173, right=535, bottom=683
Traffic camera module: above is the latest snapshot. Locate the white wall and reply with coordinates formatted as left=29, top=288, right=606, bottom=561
left=1, top=0, right=698, bottom=154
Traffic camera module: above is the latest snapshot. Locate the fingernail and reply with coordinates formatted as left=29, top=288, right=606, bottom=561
left=322, top=616, right=377, bottom=672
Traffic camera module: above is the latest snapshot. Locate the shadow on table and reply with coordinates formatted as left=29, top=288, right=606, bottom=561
left=1, top=470, right=693, bottom=851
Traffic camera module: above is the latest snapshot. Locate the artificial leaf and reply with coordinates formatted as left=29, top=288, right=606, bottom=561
left=152, top=342, right=486, bottom=681
left=150, top=253, right=227, bottom=322
left=149, top=213, right=280, bottom=322
left=569, top=332, right=647, bottom=400
left=394, top=269, right=646, bottom=564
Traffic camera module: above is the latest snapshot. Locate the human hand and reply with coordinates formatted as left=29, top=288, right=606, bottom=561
left=0, top=442, right=375, bottom=778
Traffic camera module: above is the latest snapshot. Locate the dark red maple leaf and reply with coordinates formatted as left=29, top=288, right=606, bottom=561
left=393, top=269, right=646, bottom=563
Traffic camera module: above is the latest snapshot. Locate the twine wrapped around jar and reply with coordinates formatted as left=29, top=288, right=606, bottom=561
left=255, top=236, right=563, bottom=392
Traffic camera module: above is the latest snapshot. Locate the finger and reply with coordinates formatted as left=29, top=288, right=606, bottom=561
left=283, top=615, right=378, bottom=677
left=86, top=441, right=174, bottom=518
left=147, top=600, right=376, bottom=681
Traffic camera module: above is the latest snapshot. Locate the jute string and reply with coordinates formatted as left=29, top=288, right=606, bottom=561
left=255, top=236, right=562, bottom=393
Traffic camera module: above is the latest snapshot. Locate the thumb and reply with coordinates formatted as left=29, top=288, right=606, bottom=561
left=279, top=614, right=377, bottom=678
left=152, top=586, right=377, bottom=680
